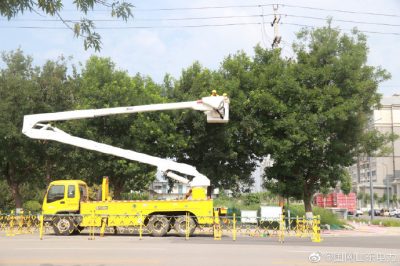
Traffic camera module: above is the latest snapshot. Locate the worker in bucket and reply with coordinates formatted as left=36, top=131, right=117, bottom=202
left=211, top=90, right=218, bottom=96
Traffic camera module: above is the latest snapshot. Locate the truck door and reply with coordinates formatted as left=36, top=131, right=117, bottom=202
left=44, top=185, right=65, bottom=214
left=43, top=184, right=79, bottom=214
left=65, top=184, right=80, bottom=211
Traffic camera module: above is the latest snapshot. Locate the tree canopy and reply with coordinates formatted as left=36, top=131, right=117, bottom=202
left=0, top=23, right=392, bottom=213
left=255, top=25, right=390, bottom=214
left=0, top=0, right=134, bottom=51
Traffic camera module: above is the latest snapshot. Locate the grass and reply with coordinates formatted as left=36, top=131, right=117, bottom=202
left=287, top=204, right=346, bottom=228
left=351, top=217, right=400, bottom=227
left=213, top=194, right=346, bottom=227
left=213, top=191, right=278, bottom=212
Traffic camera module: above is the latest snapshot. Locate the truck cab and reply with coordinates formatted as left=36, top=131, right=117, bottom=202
left=43, top=180, right=89, bottom=215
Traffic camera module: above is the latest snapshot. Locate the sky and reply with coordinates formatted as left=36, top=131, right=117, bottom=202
left=0, top=0, right=399, bottom=96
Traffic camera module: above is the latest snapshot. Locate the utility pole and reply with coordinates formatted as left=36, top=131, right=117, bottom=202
left=369, top=156, right=374, bottom=221
left=390, top=105, right=395, bottom=208
left=271, top=5, right=281, bottom=49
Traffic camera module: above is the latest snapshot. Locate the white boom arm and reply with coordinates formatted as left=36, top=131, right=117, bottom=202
left=22, top=96, right=229, bottom=187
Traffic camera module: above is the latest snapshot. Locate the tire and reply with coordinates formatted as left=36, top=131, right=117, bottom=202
left=148, top=215, right=170, bottom=237
left=52, top=216, right=75, bottom=236
left=174, top=216, right=196, bottom=237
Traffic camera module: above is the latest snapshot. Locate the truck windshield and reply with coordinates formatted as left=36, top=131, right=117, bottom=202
left=47, top=185, right=65, bottom=203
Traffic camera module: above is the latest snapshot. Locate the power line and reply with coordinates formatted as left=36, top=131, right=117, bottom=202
left=282, top=4, right=400, bottom=18
left=62, top=4, right=274, bottom=12
left=2, top=13, right=400, bottom=28
left=2, top=22, right=399, bottom=37
left=135, top=4, right=273, bottom=11
left=0, top=14, right=269, bottom=22
left=282, top=14, right=400, bottom=27
left=3, top=13, right=400, bottom=30
left=73, top=3, right=400, bottom=19
left=0, top=22, right=263, bottom=30
left=282, top=22, right=400, bottom=36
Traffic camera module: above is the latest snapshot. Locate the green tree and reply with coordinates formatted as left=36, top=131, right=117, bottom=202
left=364, top=193, right=370, bottom=205
left=32, top=57, right=79, bottom=185
left=373, top=192, right=379, bottom=205
left=168, top=60, right=260, bottom=191
left=380, top=193, right=388, bottom=206
left=0, top=49, right=42, bottom=208
left=340, top=171, right=352, bottom=195
left=392, top=194, right=398, bottom=207
left=0, top=180, right=13, bottom=211
left=0, top=0, right=133, bottom=51
left=357, top=191, right=364, bottom=201
left=253, top=24, right=390, bottom=216
left=66, top=56, right=182, bottom=198
left=0, top=49, right=77, bottom=208
left=356, top=191, right=363, bottom=208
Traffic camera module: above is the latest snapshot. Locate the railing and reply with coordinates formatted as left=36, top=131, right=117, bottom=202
left=0, top=212, right=322, bottom=243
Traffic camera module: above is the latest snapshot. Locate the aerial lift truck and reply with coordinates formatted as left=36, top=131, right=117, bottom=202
left=22, top=95, right=229, bottom=236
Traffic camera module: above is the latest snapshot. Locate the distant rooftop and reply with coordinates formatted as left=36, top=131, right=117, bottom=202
left=381, top=94, right=400, bottom=106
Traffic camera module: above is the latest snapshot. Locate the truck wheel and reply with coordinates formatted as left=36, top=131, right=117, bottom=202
left=148, top=215, right=169, bottom=237
left=174, top=216, right=196, bottom=237
left=52, top=216, right=75, bottom=236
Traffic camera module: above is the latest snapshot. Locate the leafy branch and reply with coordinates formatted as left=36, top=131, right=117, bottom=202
left=0, top=0, right=134, bottom=51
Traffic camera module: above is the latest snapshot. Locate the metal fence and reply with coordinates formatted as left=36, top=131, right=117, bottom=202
left=0, top=211, right=321, bottom=243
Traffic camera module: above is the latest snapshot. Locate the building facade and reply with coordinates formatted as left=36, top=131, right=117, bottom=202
left=348, top=95, right=400, bottom=207
left=149, top=173, right=189, bottom=200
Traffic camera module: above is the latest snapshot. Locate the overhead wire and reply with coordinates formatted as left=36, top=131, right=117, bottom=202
left=62, top=4, right=275, bottom=12
left=0, top=22, right=263, bottom=29
left=61, top=3, right=399, bottom=19
left=0, top=14, right=267, bottom=22
left=2, top=13, right=400, bottom=28
left=0, top=3, right=399, bottom=36
left=260, top=6, right=273, bottom=47
left=282, top=22, right=400, bottom=36
left=135, top=4, right=273, bottom=11
left=1, top=20, right=399, bottom=36
left=281, top=14, right=400, bottom=27
left=281, top=4, right=400, bottom=18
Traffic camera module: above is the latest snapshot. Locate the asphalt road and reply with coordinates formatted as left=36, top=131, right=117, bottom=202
left=0, top=234, right=399, bottom=266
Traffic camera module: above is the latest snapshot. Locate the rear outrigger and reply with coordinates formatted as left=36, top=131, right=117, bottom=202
left=23, top=94, right=229, bottom=236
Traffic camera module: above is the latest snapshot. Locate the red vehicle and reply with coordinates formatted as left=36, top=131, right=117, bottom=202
left=314, top=192, right=357, bottom=214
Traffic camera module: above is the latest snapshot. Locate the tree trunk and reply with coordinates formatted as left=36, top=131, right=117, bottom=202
left=5, top=163, right=23, bottom=209
left=303, top=182, right=313, bottom=219
left=113, top=179, right=124, bottom=200
left=45, top=159, right=52, bottom=185
left=9, top=182, right=23, bottom=209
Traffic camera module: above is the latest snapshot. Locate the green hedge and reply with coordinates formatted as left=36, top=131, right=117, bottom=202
left=22, top=200, right=42, bottom=213
left=287, top=204, right=345, bottom=227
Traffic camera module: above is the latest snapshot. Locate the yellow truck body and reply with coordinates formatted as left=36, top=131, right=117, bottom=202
left=42, top=178, right=217, bottom=236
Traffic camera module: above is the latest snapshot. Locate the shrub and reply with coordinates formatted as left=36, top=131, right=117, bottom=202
left=313, top=207, right=345, bottom=227
left=120, top=192, right=149, bottom=200
left=243, top=193, right=261, bottom=206
left=287, top=204, right=345, bottom=227
left=23, top=200, right=42, bottom=213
